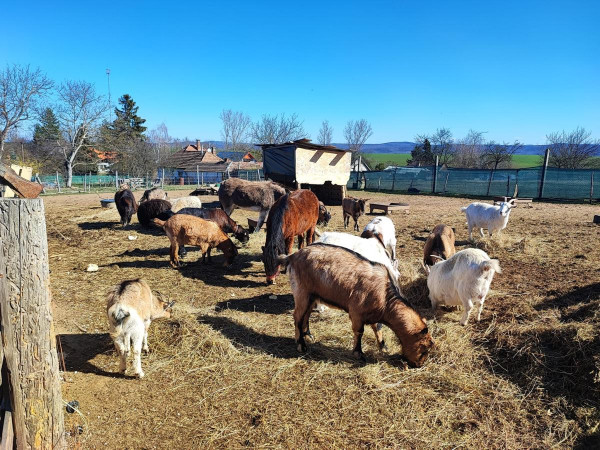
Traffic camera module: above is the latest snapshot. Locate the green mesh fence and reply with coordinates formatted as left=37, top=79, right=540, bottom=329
left=348, top=166, right=600, bottom=200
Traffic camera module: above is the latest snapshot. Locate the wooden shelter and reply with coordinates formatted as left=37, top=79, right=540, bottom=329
left=161, top=140, right=231, bottom=184
left=261, top=139, right=351, bottom=205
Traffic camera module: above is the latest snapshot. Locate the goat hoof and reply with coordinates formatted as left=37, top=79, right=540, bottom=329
left=379, top=341, right=387, bottom=352
left=135, top=371, right=145, bottom=379
left=305, top=332, right=314, bottom=343
left=353, top=351, right=366, bottom=362
left=142, top=347, right=149, bottom=354
left=297, top=343, right=307, bottom=353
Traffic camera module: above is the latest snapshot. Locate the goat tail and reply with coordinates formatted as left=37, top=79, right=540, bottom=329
left=107, top=303, right=131, bottom=326
left=481, top=259, right=502, bottom=274
left=153, top=218, right=166, bottom=227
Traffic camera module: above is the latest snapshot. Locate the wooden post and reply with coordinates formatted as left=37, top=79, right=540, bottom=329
left=56, top=171, right=61, bottom=193
left=201, top=171, right=204, bottom=186
left=196, top=165, right=200, bottom=187
left=443, top=172, right=449, bottom=194
left=378, top=178, right=381, bottom=192
left=432, top=155, right=439, bottom=194
left=590, top=172, right=594, bottom=204
left=162, top=168, right=165, bottom=189
left=505, top=175, right=510, bottom=197
left=115, top=170, right=119, bottom=189
left=486, top=169, right=494, bottom=197
left=538, top=148, right=550, bottom=199
left=0, top=199, right=65, bottom=449
left=391, top=168, right=396, bottom=191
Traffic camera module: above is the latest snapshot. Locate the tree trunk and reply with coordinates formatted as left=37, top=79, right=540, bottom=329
left=0, top=199, right=66, bottom=449
left=65, top=161, right=73, bottom=188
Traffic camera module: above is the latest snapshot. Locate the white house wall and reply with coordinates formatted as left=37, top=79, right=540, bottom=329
left=295, top=147, right=351, bottom=185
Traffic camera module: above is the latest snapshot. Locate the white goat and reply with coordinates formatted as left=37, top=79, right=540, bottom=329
left=170, top=196, right=202, bottom=213
left=316, top=232, right=400, bottom=280
left=461, top=200, right=514, bottom=240
left=361, top=216, right=397, bottom=267
left=107, top=279, right=174, bottom=378
left=427, top=248, right=501, bottom=325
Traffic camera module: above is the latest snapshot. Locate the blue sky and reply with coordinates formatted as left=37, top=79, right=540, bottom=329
left=1, top=0, right=598, bottom=144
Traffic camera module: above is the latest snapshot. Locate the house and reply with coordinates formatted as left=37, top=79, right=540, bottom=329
left=92, top=149, right=117, bottom=174
left=260, top=138, right=352, bottom=205
left=161, top=139, right=231, bottom=184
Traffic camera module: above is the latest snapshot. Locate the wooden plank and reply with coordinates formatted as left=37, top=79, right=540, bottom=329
left=0, top=199, right=65, bottom=449
left=1, top=410, right=14, bottom=449
left=0, top=163, right=43, bottom=199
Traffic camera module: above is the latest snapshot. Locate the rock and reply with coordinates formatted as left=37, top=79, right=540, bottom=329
left=66, top=400, right=79, bottom=413
left=86, top=264, right=99, bottom=272
left=128, top=235, right=138, bottom=240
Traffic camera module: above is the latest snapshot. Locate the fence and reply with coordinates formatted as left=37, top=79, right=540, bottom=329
left=36, top=169, right=263, bottom=192
left=347, top=165, right=600, bottom=201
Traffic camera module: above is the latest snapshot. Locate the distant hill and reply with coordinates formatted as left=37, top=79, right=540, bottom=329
left=203, top=141, right=586, bottom=156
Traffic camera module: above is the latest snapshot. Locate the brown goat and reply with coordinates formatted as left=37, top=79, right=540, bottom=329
left=153, top=215, right=238, bottom=268
left=280, top=244, right=434, bottom=367
left=423, top=224, right=456, bottom=266
left=342, top=196, right=369, bottom=231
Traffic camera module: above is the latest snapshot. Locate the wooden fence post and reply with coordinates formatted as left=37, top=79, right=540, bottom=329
left=0, top=199, right=65, bottom=449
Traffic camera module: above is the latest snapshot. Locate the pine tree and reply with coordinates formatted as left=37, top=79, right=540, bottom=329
left=33, top=108, right=61, bottom=145
left=108, top=94, right=147, bottom=140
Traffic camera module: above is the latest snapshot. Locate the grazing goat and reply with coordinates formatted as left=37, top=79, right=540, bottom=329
left=137, top=199, right=172, bottom=227
left=281, top=244, right=434, bottom=367
left=316, top=232, right=400, bottom=281
left=427, top=248, right=501, bottom=325
left=317, top=201, right=331, bottom=226
left=165, top=207, right=250, bottom=243
left=218, top=178, right=286, bottom=233
left=107, top=279, right=174, bottom=378
left=153, top=214, right=238, bottom=268
left=361, top=216, right=397, bottom=266
left=170, top=196, right=202, bottom=213
left=114, top=186, right=138, bottom=227
left=461, top=200, right=514, bottom=240
left=140, top=187, right=168, bottom=202
left=423, top=224, right=456, bottom=266
left=342, top=197, right=368, bottom=231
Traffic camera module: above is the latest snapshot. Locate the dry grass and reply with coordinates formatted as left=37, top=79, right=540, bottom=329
left=45, top=191, right=599, bottom=448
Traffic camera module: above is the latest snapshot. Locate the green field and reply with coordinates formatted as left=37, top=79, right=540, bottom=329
left=363, top=153, right=557, bottom=169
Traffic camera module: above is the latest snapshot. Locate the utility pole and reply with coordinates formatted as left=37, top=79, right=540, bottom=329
left=106, top=68, right=112, bottom=120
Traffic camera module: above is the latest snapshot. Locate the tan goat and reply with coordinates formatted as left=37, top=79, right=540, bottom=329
left=423, top=224, right=456, bottom=267
left=107, top=279, right=174, bottom=378
left=153, top=214, right=238, bottom=268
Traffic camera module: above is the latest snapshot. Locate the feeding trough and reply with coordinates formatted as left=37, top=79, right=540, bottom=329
left=100, top=199, right=116, bottom=209
left=369, top=202, right=410, bottom=215
left=593, top=215, right=600, bottom=225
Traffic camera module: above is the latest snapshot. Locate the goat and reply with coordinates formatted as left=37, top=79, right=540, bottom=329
left=361, top=216, right=397, bottom=266
left=107, top=279, right=174, bottom=378
left=461, top=200, right=515, bottom=240
left=137, top=199, right=172, bottom=227
left=316, top=232, right=400, bottom=280
left=114, top=186, right=138, bottom=226
left=280, top=244, right=434, bottom=367
left=427, top=248, right=501, bottom=325
left=170, top=196, right=202, bottom=212
left=140, top=187, right=168, bottom=202
left=153, top=214, right=238, bottom=268
left=423, top=224, right=456, bottom=266
left=342, top=196, right=368, bottom=231
left=317, top=201, right=331, bottom=226
left=176, top=207, right=250, bottom=243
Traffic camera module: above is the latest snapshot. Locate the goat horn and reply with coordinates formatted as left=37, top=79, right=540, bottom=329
left=430, top=255, right=444, bottom=261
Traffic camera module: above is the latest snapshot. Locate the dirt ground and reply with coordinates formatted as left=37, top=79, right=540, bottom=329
left=43, top=190, right=599, bottom=449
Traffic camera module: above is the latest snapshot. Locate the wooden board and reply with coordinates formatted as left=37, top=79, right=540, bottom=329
left=369, top=202, right=410, bottom=215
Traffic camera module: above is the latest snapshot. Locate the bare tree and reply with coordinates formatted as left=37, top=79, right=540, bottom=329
left=317, top=120, right=333, bottom=146
left=250, top=113, right=306, bottom=145
left=54, top=81, right=108, bottom=187
left=0, top=64, right=53, bottom=158
left=453, top=129, right=486, bottom=168
left=482, top=140, right=523, bottom=170
left=220, top=109, right=251, bottom=150
left=429, top=127, right=454, bottom=165
left=148, top=123, right=172, bottom=164
left=344, top=119, right=373, bottom=152
left=546, top=127, right=600, bottom=168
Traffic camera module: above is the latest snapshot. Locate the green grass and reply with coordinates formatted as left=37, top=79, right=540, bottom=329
left=362, top=153, right=600, bottom=169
